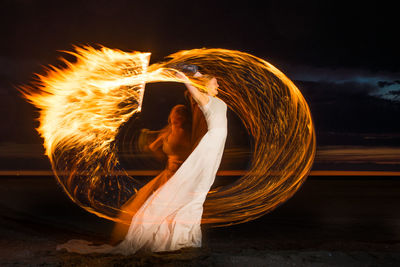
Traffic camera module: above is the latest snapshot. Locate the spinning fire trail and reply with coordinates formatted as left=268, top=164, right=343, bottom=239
left=21, top=46, right=316, bottom=227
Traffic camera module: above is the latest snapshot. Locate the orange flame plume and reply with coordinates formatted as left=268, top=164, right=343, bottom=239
left=21, top=46, right=316, bottom=228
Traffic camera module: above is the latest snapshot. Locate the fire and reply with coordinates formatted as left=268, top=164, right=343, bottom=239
left=21, top=46, right=316, bottom=227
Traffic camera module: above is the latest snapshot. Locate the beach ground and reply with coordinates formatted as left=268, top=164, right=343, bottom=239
left=0, top=176, right=399, bottom=266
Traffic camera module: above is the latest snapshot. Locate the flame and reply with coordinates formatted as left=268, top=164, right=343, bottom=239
left=21, top=46, right=316, bottom=228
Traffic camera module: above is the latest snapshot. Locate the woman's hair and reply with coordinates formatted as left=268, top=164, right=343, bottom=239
left=168, top=104, right=191, bottom=128
left=159, top=104, right=192, bottom=139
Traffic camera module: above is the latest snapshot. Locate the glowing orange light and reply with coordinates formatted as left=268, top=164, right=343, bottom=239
left=21, top=46, right=316, bottom=228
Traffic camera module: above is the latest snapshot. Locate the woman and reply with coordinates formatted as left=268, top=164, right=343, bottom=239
left=56, top=67, right=228, bottom=255
left=110, top=104, right=193, bottom=244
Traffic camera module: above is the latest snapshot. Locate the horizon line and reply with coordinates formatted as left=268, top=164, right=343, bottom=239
left=1, top=170, right=400, bottom=177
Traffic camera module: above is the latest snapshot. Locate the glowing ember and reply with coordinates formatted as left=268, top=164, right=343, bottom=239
left=21, top=46, right=316, bottom=227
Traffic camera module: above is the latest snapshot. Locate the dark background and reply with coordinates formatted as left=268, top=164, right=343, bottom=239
left=0, top=2, right=399, bottom=265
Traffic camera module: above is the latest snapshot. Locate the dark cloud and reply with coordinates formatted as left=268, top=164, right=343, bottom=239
left=281, top=63, right=400, bottom=84
left=298, top=80, right=376, bottom=101
left=388, top=90, right=400, bottom=96
left=386, top=90, right=400, bottom=101
left=378, top=80, right=400, bottom=88
left=279, top=63, right=400, bottom=102
left=297, top=80, right=400, bottom=136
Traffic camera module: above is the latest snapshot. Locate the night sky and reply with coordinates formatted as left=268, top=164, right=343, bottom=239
left=0, top=0, right=399, bottom=171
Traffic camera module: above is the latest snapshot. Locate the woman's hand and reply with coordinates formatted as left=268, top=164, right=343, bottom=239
left=193, top=71, right=203, bottom=78
left=174, top=71, right=190, bottom=82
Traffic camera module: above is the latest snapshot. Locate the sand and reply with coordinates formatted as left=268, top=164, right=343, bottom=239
left=0, top=176, right=399, bottom=266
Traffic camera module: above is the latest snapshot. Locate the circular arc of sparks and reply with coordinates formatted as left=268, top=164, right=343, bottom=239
left=21, top=46, right=316, bottom=228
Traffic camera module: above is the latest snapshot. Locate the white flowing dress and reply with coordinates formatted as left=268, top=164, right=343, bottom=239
left=56, top=95, right=227, bottom=255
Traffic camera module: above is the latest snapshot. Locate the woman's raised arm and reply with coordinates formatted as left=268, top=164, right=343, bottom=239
left=175, top=72, right=209, bottom=107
